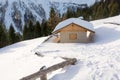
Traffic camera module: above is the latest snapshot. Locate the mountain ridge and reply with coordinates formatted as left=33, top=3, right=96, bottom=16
left=0, top=0, right=96, bottom=32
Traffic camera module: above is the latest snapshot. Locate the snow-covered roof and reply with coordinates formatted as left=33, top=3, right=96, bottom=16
left=52, top=18, right=95, bottom=33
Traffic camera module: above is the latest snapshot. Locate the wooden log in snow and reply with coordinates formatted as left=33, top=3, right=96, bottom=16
left=20, top=58, right=77, bottom=80
left=104, top=22, right=120, bottom=25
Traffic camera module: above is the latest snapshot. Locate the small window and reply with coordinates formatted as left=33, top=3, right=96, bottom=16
left=69, top=33, right=77, bottom=40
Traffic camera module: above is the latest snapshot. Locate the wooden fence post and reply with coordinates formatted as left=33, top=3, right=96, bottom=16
left=40, top=74, right=47, bottom=80
left=20, top=58, right=77, bottom=80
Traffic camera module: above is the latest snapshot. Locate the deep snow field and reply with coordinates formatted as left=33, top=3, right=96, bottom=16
left=1, top=15, right=120, bottom=80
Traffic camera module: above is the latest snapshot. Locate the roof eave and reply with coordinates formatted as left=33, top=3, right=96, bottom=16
left=52, top=22, right=95, bottom=34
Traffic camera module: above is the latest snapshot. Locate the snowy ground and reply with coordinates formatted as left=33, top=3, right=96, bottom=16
left=1, top=15, right=120, bottom=80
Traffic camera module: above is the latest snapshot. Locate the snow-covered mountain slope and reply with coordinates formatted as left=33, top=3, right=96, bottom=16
left=1, top=15, right=120, bottom=80
left=0, top=0, right=50, bottom=32
left=0, top=0, right=96, bottom=32
left=50, top=0, right=96, bottom=6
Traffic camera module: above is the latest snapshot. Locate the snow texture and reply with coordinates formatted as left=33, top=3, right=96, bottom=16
left=1, top=15, right=120, bottom=80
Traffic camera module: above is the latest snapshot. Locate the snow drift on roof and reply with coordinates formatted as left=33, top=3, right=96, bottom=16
left=53, top=18, right=95, bottom=33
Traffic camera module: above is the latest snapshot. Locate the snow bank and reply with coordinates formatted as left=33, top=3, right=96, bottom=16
left=0, top=37, right=64, bottom=80
left=1, top=15, right=120, bottom=80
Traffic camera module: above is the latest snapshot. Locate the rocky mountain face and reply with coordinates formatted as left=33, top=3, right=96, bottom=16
left=0, top=0, right=95, bottom=32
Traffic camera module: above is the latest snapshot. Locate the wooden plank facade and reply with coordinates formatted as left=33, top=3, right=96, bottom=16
left=53, top=22, right=95, bottom=43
